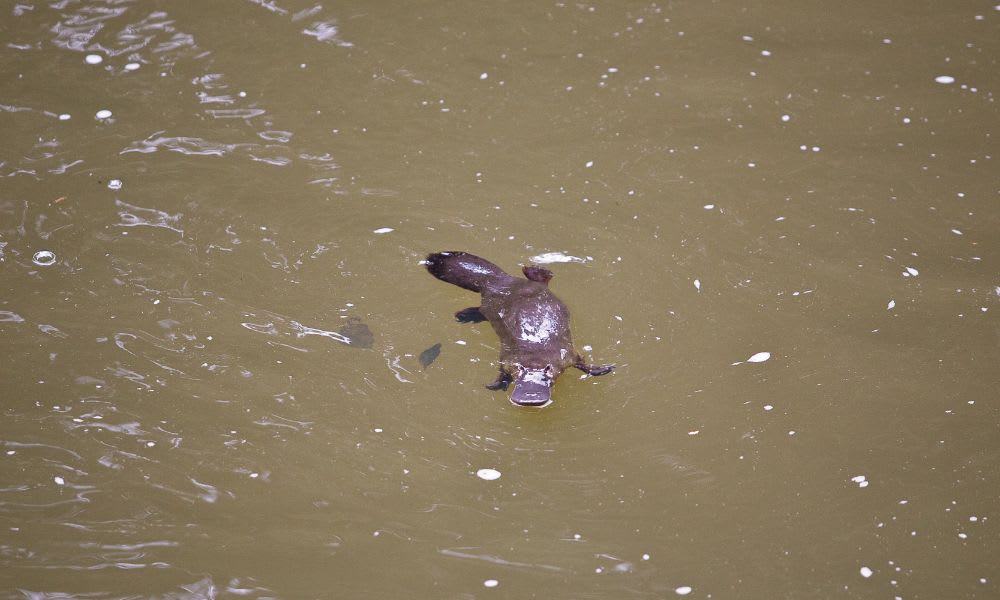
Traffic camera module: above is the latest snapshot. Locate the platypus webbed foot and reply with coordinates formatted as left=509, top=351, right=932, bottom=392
left=455, top=307, right=487, bottom=323
left=575, top=361, right=615, bottom=377
left=485, top=369, right=512, bottom=391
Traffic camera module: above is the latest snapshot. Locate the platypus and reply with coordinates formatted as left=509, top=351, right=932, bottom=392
left=425, top=251, right=614, bottom=406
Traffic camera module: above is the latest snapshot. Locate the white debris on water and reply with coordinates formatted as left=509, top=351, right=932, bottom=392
left=529, top=252, right=588, bottom=264
left=903, top=267, right=919, bottom=277
left=479, top=72, right=489, bottom=80
left=703, top=204, right=715, bottom=209
left=935, top=75, right=956, bottom=84
left=860, top=566, right=874, bottom=578
left=58, top=113, right=71, bottom=121
left=372, top=227, right=393, bottom=234
left=585, top=160, right=594, bottom=168
left=85, top=54, right=103, bottom=64
left=746, top=351, right=770, bottom=363
left=483, top=579, right=498, bottom=588
left=887, top=300, right=895, bottom=310
left=124, top=62, right=141, bottom=71
left=108, top=179, right=123, bottom=190
left=54, top=476, right=65, bottom=485
left=96, top=109, right=112, bottom=119
left=693, top=279, right=701, bottom=291
left=476, top=468, right=501, bottom=481
left=851, top=475, right=869, bottom=488
left=675, top=586, right=693, bottom=595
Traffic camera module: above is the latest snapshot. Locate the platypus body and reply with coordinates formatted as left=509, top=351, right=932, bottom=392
left=425, top=251, right=614, bottom=406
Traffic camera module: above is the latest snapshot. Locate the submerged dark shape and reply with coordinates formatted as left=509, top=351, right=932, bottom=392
left=337, top=318, right=373, bottom=348
left=419, top=343, right=442, bottom=369
left=425, top=251, right=614, bottom=406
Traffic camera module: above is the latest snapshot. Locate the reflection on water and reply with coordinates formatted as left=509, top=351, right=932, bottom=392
left=2, top=0, right=999, bottom=598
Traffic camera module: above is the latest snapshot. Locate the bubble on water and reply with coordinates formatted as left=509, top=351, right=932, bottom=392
left=480, top=72, right=489, bottom=80
left=476, top=468, right=501, bottom=481
left=675, top=586, right=692, bottom=595
left=85, top=54, right=103, bottom=65
left=781, top=114, right=791, bottom=122
left=32, top=250, right=57, bottom=266
left=58, top=113, right=71, bottom=121
left=124, top=62, right=141, bottom=71
left=96, top=109, right=112, bottom=119
left=860, top=566, right=873, bottom=578
left=934, top=75, right=955, bottom=84
left=483, top=579, right=499, bottom=588
left=108, top=179, right=123, bottom=190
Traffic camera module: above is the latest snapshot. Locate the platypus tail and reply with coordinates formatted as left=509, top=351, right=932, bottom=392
left=425, top=251, right=510, bottom=293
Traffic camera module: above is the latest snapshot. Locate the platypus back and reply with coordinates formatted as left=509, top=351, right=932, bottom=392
left=425, top=251, right=513, bottom=293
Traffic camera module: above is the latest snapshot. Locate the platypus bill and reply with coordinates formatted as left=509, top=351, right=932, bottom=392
left=425, top=251, right=614, bottom=406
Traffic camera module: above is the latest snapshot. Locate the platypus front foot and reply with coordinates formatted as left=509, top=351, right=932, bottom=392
left=485, top=369, right=512, bottom=391
left=575, top=361, right=615, bottom=377
left=455, top=307, right=487, bottom=323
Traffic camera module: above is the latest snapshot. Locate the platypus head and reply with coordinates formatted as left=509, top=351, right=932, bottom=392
left=510, top=365, right=558, bottom=407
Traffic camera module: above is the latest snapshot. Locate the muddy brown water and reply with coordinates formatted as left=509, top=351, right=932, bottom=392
left=1, top=1, right=998, bottom=598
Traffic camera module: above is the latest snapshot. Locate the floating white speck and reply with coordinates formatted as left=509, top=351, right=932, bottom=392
left=373, top=428, right=383, bottom=433
left=951, top=228, right=962, bottom=235
left=747, top=351, right=770, bottom=363
left=642, top=553, right=650, bottom=560
left=851, top=475, right=869, bottom=488
left=761, top=50, right=771, bottom=56
left=372, top=227, right=393, bottom=234
left=904, top=267, right=919, bottom=276
left=585, top=160, right=594, bottom=168
left=688, top=430, right=700, bottom=436
left=860, top=566, right=873, bottom=578
left=124, top=62, right=140, bottom=71
left=675, top=586, right=692, bottom=596
left=95, top=109, right=112, bottom=119
left=480, top=72, right=489, bottom=80
left=54, top=476, right=65, bottom=485
left=108, top=179, right=123, bottom=190
left=484, top=579, right=499, bottom=588
left=781, top=114, right=791, bottom=122
left=693, top=279, right=701, bottom=291
left=703, top=204, right=715, bottom=210
left=934, top=75, right=955, bottom=84
left=764, top=404, right=773, bottom=411
left=85, top=54, right=103, bottom=65
left=887, top=300, right=895, bottom=310
left=476, top=468, right=501, bottom=481
left=58, top=113, right=71, bottom=121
